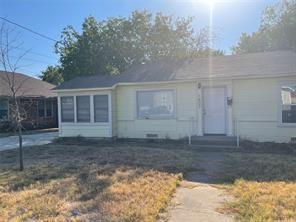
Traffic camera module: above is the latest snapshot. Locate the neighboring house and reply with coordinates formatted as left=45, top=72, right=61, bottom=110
left=53, top=51, right=296, bottom=143
left=0, top=71, right=58, bottom=132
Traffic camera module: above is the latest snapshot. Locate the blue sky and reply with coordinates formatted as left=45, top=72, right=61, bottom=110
left=0, top=0, right=278, bottom=77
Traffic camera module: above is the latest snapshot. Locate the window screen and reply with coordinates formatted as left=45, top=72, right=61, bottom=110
left=0, top=98, right=8, bottom=120
left=46, top=101, right=52, bottom=117
left=76, top=96, right=90, bottom=122
left=94, top=95, right=109, bottom=122
left=38, top=100, right=45, bottom=117
left=61, top=96, right=74, bottom=122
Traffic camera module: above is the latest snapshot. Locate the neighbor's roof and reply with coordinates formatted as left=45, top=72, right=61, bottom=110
left=0, top=71, right=56, bottom=98
left=54, top=50, right=296, bottom=90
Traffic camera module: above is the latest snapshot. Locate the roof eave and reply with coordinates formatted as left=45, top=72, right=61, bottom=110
left=52, top=71, right=296, bottom=92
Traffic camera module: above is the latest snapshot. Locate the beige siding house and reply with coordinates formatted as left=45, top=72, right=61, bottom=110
left=53, top=51, right=296, bottom=143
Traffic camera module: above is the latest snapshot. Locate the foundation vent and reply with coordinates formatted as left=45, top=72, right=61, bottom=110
left=146, top=134, right=158, bottom=138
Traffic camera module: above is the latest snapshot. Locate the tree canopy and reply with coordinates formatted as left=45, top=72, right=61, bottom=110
left=39, top=65, right=63, bottom=85
left=232, top=0, right=296, bottom=54
left=52, top=11, right=223, bottom=81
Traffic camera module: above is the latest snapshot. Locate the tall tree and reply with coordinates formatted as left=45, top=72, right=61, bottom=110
left=40, top=65, right=63, bottom=85
left=233, top=0, right=296, bottom=54
left=0, top=22, right=31, bottom=171
left=55, top=11, right=222, bottom=81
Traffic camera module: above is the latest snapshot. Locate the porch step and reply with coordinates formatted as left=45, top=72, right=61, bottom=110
left=191, top=135, right=238, bottom=147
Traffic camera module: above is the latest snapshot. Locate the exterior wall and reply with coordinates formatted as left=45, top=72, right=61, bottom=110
left=116, top=82, right=198, bottom=139
left=56, top=75, right=296, bottom=143
left=233, top=76, right=296, bottom=142
left=111, top=90, right=117, bottom=137
left=57, top=90, right=112, bottom=138
left=0, top=97, right=57, bottom=133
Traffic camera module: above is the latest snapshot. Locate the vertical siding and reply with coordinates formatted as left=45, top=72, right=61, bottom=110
left=233, top=76, right=296, bottom=142
left=116, top=82, right=198, bottom=139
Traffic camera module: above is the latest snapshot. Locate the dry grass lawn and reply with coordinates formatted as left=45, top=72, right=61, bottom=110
left=0, top=143, right=197, bottom=222
left=221, top=153, right=296, bottom=222
left=1, top=140, right=295, bottom=222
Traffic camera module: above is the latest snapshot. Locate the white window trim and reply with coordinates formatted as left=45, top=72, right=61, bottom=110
left=76, top=95, right=91, bottom=123
left=278, top=81, right=296, bottom=127
left=59, top=92, right=112, bottom=126
left=61, top=96, right=75, bottom=123
left=93, top=94, right=110, bottom=123
left=135, top=88, right=177, bottom=120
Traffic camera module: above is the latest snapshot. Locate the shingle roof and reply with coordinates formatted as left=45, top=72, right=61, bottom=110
left=54, top=50, right=296, bottom=90
left=0, top=71, right=56, bottom=98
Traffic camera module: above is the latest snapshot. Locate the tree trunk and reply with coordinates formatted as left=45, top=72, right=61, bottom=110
left=18, top=124, right=24, bottom=171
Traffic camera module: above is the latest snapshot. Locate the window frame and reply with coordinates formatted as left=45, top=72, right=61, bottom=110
left=45, top=100, right=53, bottom=117
left=0, top=98, right=9, bottom=121
left=37, top=100, right=45, bottom=118
left=278, top=81, right=296, bottom=127
left=93, top=94, right=109, bottom=123
left=76, top=95, right=91, bottom=123
left=61, top=96, right=75, bottom=123
left=58, top=92, right=111, bottom=126
left=136, top=88, right=176, bottom=120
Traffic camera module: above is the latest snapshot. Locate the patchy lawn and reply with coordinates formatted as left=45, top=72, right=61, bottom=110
left=1, top=141, right=295, bottom=222
left=0, top=143, right=197, bottom=222
left=221, top=152, right=296, bottom=222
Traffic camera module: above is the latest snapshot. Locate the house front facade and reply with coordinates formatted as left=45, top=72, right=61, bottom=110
left=53, top=51, right=296, bottom=143
left=0, top=71, right=58, bottom=132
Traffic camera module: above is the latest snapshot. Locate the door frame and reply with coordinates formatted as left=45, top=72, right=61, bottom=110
left=197, top=80, right=233, bottom=136
left=202, top=86, right=227, bottom=135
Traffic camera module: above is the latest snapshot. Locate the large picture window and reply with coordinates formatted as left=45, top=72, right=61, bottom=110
left=94, top=95, right=109, bottom=122
left=0, top=98, right=8, bottom=120
left=281, top=85, right=296, bottom=124
left=137, top=89, right=175, bottom=119
left=61, top=96, right=74, bottom=122
left=76, top=96, right=90, bottom=122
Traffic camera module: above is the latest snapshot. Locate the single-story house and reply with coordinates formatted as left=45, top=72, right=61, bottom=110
left=53, top=51, right=296, bottom=143
left=0, top=71, right=58, bottom=132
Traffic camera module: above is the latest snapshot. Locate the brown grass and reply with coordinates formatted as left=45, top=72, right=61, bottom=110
left=221, top=152, right=296, bottom=222
left=223, top=180, right=296, bottom=222
left=0, top=144, right=196, bottom=221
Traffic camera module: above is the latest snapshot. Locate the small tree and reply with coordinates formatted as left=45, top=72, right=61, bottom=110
left=0, top=21, right=31, bottom=171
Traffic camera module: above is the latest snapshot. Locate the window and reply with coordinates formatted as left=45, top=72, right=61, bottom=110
left=61, top=96, right=74, bottom=122
left=46, top=101, right=53, bottom=117
left=0, top=98, right=8, bottom=120
left=137, top=90, right=175, bottom=119
left=281, top=85, right=296, bottom=124
left=94, top=95, right=109, bottom=122
left=38, top=100, right=45, bottom=117
left=76, top=96, right=90, bottom=122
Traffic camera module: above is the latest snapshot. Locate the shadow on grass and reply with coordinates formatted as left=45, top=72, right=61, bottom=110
left=0, top=142, right=198, bottom=192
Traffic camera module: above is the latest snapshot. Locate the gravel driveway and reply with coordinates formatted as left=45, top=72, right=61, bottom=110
left=0, top=132, right=58, bottom=151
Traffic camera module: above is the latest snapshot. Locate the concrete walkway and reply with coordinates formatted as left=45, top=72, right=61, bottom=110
left=168, top=153, right=234, bottom=222
left=0, top=132, right=58, bottom=151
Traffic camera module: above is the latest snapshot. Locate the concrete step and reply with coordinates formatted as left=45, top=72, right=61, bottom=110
left=191, top=135, right=238, bottom=146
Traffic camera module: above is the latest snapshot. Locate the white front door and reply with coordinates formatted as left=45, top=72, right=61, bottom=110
left=203, top=87, right=226, bottom=134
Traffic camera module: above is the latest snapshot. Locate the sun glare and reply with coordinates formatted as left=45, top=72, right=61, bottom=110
left=204, top=0, right=216, bottom=7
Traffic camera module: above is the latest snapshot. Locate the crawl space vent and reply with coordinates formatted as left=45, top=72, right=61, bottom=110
left=146, top=134, right=158, bottom=138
